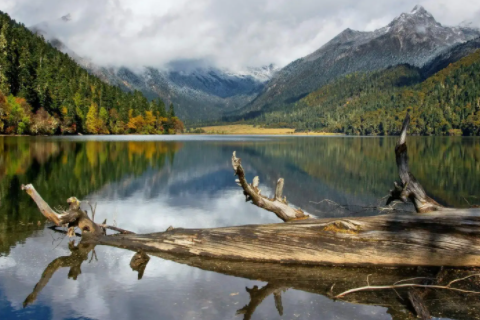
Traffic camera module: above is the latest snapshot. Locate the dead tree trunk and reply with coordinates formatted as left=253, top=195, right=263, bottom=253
left=386, top=113, right=444, bottom=213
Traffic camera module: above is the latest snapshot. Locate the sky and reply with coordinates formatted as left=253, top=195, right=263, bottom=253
left=1, top=0, right=480, bottom=71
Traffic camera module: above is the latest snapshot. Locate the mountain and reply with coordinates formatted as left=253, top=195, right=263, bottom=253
left=231, top=5, right=480, bottom=120
left=254, top=41, right=480, bottom=136
left=81, top=64, right=280, bottom=122
left=30, top=19, right=278, bottom=122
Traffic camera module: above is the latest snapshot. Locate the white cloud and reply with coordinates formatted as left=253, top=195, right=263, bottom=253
left=1, top=0, right=480, bottom=70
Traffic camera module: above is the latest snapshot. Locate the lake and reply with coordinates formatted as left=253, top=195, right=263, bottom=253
left=1, top=135, right=480, bottom=320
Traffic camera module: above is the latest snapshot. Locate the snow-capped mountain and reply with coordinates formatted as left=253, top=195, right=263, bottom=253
left=30, top=18, right=278, bottom=122
left=234, top=5, right=480, bottom=118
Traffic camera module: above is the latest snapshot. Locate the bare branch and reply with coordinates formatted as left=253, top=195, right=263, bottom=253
left=231, top=152, right=309, bottom=222
left=22, top=185, right=103, bottom=237
left=98, top=224, right=135, bottom=234
left=21, top=184, right=61, bottom=225
left=87, top=201, right=97, bottom=222
left=335, top=274, right=480, bottom=298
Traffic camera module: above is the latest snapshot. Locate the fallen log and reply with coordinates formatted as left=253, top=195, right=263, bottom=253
left=21, top=114, right=480, bottom=267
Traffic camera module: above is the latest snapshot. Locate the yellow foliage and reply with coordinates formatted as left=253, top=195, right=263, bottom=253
left=127, top=115, right=145, bottom=133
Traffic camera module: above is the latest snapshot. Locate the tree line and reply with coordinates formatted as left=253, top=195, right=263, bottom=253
left=0, top=11, right=184, bottom=135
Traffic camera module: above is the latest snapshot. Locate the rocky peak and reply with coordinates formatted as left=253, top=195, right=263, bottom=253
left=411, top=5, right=428, bottom=15
left=389, top=5, right=439, bottom=31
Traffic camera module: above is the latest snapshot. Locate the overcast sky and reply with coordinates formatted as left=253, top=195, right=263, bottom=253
left=1, top=0, right=480, bottom=71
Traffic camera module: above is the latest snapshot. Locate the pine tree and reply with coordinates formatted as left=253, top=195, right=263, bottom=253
left=0, top=17, right=10, bottom=94
left=157, top=99, right=166, bottom=117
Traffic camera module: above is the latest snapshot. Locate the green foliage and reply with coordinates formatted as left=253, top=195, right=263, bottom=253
left=254, top=51, right=480, bottom=136
left=0, top=11, right=183, bottom=135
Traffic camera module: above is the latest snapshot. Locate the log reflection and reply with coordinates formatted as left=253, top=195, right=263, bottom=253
left=23, top=241, right=96, bottom=308
left=24, top=242, right=480, bottom=320
left=146, top=251, right=480, bottom=320
left=236, top=283, right=287, bottom=320
left=130, top=249, right=150, bottom=280
left=23, top=241, right=151, bottom=307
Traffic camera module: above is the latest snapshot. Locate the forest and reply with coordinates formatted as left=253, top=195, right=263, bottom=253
left=252, top=50, right=480, bottom=136
left=0, top=11, right=184, bottom=135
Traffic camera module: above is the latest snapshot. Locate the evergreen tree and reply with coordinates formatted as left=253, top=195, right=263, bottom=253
left=157, top=99, right=166, bottom=117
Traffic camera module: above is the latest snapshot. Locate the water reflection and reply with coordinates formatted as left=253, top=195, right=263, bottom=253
left=1, top=135, right=480, bottom=319
left=11, top=234, right=479, bottom=320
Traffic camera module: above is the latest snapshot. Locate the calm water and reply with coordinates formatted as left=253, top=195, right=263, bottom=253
left=1, top=135, right=480, bottom=320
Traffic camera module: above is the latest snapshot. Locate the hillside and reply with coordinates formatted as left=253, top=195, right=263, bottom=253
left=230, top=6, right=480, bottom=121
left=0, top=11, right=183, bottom=135
left=254, top=47, right=480, bottom=136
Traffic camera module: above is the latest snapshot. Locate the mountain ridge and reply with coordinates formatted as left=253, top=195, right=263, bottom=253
left=231, top=5, right=480, bottom=120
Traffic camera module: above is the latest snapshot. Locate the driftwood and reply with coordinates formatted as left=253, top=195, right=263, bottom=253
left=20, top=113, right=480, bottom=268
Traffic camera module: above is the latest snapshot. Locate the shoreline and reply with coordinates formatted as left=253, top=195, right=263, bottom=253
left=184, top=132, right=341, bottom=136
left=195, top=124, right=339, bottom=135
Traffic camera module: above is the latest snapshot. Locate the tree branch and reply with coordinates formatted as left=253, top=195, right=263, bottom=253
left=335, top=274, right=480, bottom=298
left=231, top=151, right=309, bottom=222
left=21, top=184, right=61, bottom=225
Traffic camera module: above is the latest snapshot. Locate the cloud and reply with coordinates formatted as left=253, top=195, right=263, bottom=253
left=1, top=0, right=480, bottom=71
